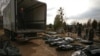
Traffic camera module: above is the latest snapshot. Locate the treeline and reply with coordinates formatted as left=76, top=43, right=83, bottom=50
left=47, top=19, right=100, bottom=32
left=46, top=7, right=100, bottom=35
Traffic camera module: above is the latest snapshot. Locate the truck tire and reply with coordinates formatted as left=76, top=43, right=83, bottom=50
left=10, top=32, right=16, bottom=41
left=4, top=29, right=16, bottom=41
left=4, top=29, right=9, bottom=37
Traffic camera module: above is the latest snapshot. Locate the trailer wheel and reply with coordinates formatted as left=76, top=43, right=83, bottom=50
left=9, top=32, right=16, bottom=41
left=4, top=29, right=9, bottom=37
left=9, top=33, right=13, bottom=41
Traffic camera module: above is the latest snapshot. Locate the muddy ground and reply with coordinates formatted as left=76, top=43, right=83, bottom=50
left=0, top=29, right=99, bottom=56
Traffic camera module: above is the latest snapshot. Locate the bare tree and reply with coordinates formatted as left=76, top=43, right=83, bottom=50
left=92, top=19, right=97, bottom=30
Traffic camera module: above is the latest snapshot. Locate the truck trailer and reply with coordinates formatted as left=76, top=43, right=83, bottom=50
left=3, top=0, right=46, bottom=41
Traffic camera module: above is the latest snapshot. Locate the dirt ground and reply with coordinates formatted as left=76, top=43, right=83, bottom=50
left=0, top=29, right=74, bottom=56
left=11, top=39, right=75, bottom=56
left=0, top=29, right=100, bottom=56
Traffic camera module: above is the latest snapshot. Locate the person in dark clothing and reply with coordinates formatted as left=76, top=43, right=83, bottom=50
left=0, top=38, right=3, bottom=48
left=77, top=24, right=82, bottom=38
left=18, top=7, right=26, bottom=29
left=86, top=28, right=88, bottom=36
left=88, top=28, right=94, bottom=42
left=67, top=26, right=72, bottom=36
left=84, top=28, right=89, bottom=39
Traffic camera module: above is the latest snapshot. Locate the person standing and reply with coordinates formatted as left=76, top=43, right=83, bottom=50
left=18, top=7, right=25, bottom=29
left=84, top=28, right=89, bottom=39
left=88, top=28, right=94, bottom=42
left=77, top=24, right=82, bottom=38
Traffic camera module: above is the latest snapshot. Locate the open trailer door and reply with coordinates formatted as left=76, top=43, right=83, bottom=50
left=3, top=0, right=46, bottom=41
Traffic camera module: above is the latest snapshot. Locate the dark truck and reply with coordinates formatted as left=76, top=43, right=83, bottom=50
left=3, top=0, right=46, bottom=41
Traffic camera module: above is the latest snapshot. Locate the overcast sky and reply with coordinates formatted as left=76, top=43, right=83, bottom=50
left=39, top=0, right=100, bottom=25
left=0, top=0, right=100, bottom=24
